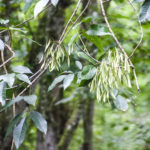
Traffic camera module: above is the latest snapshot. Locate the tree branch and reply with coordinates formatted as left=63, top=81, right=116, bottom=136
left=99, top=0, right=140, bottom=92
left=127, top=0, right=143, bottom=58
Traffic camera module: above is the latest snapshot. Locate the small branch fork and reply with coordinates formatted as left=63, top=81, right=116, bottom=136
left=99, top=0, right=140, bottom=92
left=0, top=44, right=15, bottom=68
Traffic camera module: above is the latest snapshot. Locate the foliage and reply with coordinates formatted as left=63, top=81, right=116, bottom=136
left=0, top=0, right=150, bottom=149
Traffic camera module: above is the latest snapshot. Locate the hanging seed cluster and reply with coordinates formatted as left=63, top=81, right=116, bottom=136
left=89, top=50, right=131, bottom=102
left=40, top=41, right=66, bottom=71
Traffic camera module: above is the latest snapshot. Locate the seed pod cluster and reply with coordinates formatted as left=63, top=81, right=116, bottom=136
left=40, top=41, right=65, bottom=71
left=89, top=49, right=131, bottom=102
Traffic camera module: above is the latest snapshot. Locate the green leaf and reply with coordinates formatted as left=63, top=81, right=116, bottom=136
left=23, top=0, right=34, bottom=12
left=82, top=32, right=103, bottom=51
left=0, top=81, right=7, bottom=106
left=51, top=0, right=59, bottom=6
left=0, top=73, right=15, bottom=87
left=23, top=95, right=37, bottom=106
left=77, top=65, right=97, bottom=84
left=55, top=94, right=74, bottom=105
left=0, top=39, right=4, bottom=51
left=13, top=117, right=27, bottom=149
left=77, top=52, right=97, bottom=65
left=0, top=96, right=23, bottom=112
left=12, top=65, right=32, bottom=74
left=0, top=19, right=9, bottom=24
left=140, top=0, right=150, bottom=22
left=9, top=27, right=27, bottom=33
left=48, top=75, right=66, bottom=91
left=68, top=34, right=78, bottom=47
left=63, top=74, right=74, bottom=90
left=86, top=24, right=111, bottom=36
left=16, top=74, right=31, bottom=84
left=34, top=0, right=49, bottom=18
left=81, top=65, right=97, bottom=80
left=5, top=113, right=23, bottom=138
left=30, top=111, right=47, bottom=134
left=75, top=61, right=82, bottom=70
left=81, top=16, right=92, bottom=23
left=113, top=95, right=128, bottom=111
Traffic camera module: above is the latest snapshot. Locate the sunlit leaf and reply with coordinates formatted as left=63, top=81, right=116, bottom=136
left=0, top=81, right=7, bottom=106
left=113, top=95, right=128, bottom=111
left=48, top=75, right=66, bottom=91
left=16, top=74, right=31, bottom=84
left=0, top=39, right=4, bottom=51
left=75, top=61, right=82, bottom=70
left=0, top=73, right=15, bottom=88
left=23, top=95, right=37, bottom=106
left=30, top=111, right=47, bottom=134
left=140, top=0, right=150, bottom=22
left=63, top=74, right=74, bottom=90
left=13, top=117, right=27, bottom=149
left=12, top=65, right=32, bottom=74
left=51, top=0, right=59, bottom=6
left=34, top=0, right=49, bottom=18
left=0, top=19, right=9, bottom=24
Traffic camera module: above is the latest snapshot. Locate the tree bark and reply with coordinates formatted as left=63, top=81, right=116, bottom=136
left=57, top=100, right=84, bottom=150
left=81, top=0, right=97, bottom=149
left=82, top=98, right=94, bottom=150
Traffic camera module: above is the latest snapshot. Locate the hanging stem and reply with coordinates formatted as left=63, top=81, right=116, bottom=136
left=99, top=0, right=140, bottom=92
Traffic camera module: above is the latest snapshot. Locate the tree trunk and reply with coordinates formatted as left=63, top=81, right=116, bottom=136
left=81, top=0, right=97, bottom=149
left=82, top=98, right=94, bottom=150
left=29, top=1, right=73, bottom=150
left=57, top=100, right=84, bottom=150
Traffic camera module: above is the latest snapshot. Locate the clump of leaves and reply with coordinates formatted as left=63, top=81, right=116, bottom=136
left=89, top=49, right=131, bottom=102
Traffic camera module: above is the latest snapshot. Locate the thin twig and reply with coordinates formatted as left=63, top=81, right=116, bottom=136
left=0, top=44, right=15, bottom=68
left=17, top=68, right=45, bottom=97
left=1, top=51, right=8, bottom=73
left=11, top=140, right=14, bottom=150
left=60, top=0, right=91, bottom=44
left=59, top=0, right=82, bottom=42
left=75, top=42, right=100, bottom=64
left=99, top=0, right=140, bottom=92
left=127, top=0, right=143, bottom=58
